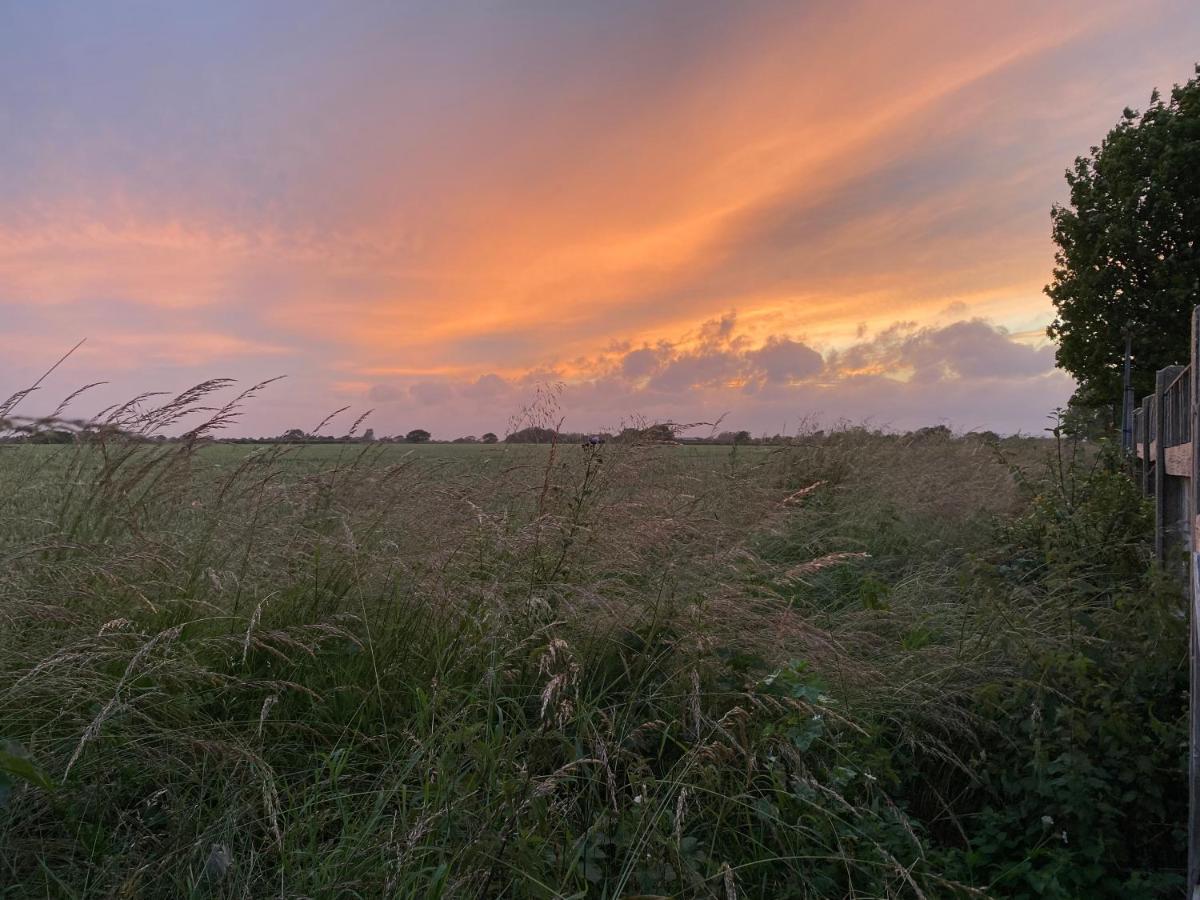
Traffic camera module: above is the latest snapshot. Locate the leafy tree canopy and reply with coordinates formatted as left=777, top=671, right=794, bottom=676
left=505, top=426, right=585, bottom=444
left=1046, top=67, right=1200, bottom=413
left=404, top=429, right=431, bottom=443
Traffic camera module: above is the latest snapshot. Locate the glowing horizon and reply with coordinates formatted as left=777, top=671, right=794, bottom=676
left=3, top=1, right=1199, bottom=437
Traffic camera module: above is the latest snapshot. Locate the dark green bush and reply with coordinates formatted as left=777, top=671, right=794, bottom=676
left=930, top=433, right=1187, bottom=897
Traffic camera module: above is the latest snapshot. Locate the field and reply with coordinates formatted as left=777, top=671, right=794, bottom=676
left=0, top=426, right=1187, bottom=897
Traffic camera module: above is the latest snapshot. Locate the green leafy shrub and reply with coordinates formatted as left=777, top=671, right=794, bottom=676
left=930, top=430, right=1187, bottom=897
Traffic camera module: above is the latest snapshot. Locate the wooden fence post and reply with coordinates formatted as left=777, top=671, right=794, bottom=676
left=1189, top=306, right=1200, bottom=897
left=1156, top=369, right=1171, bottom=559
left=1156, top=365, right=1187, bottom=561
left=1143, top=395, right=1155, bottom=495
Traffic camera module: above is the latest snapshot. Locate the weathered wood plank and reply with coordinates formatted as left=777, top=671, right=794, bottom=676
left=1167, top=442, right=1195, bottom=477
left=1156, top=372, right=1171, bottom=560
left=1143, top=396, right=1156, bottom=495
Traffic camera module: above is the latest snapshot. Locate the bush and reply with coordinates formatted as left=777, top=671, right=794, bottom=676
left=929, top=430, right=1187, bottom=896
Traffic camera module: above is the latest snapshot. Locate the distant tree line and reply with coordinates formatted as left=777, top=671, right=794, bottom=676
left=1, top=420, right=1015, bottom=446
left=224, top=427, right=468, bottom=444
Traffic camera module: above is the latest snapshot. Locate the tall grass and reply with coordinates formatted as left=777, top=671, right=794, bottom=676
left=0, top=386, right=1185, bottom=897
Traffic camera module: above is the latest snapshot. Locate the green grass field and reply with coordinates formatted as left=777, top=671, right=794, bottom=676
left=0, top=427, right=1187, bottom=897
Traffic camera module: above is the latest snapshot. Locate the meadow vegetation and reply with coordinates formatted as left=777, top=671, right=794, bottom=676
left=0, top=387, right=1186, bottom=898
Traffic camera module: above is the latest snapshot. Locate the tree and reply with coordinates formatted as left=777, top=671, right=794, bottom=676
left=28, top=428, right=73, bottom=444
left=405, top=429, right=431, bottom=443
left=481, top=432, right=498, bottom=444
left=505, top=426, right=560, bottom=444
left=281, top=428, right=307, bottom=442
left=362, top=428, right=375, bottom=442
left=1046, top=68, right=1200, bottom=415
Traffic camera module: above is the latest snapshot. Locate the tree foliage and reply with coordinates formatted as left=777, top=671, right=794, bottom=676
left=505, top=426, right=580, bottom=444
left=1046, top=67, right=1200, bottom=412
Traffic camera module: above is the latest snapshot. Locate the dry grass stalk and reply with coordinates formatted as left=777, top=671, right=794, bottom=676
left=784, top=551, right=871, bottom=580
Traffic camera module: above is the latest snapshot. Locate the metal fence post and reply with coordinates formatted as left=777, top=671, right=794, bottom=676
left=1122, top=330, right=1134, bottom=453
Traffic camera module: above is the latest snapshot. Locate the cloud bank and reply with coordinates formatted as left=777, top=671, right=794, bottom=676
left=357, top=313, right=1070, bottom=438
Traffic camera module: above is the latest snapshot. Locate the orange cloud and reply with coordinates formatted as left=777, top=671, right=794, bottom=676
left=1, top=0, right=1196, bottom=433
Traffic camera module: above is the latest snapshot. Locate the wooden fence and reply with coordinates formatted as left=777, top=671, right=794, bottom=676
left=1132, top=306, right=1199, bottom=893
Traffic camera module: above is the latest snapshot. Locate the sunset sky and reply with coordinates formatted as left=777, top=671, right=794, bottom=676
left=3, top=1, right=1199, bottom=437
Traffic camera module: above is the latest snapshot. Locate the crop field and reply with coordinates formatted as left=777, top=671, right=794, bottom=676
left=0, top=425, right=1187, bottom=897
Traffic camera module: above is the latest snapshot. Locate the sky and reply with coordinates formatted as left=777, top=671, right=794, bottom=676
left=2, top=1, right=1199, bottom=438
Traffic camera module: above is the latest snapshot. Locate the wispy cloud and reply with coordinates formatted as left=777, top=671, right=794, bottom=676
left=0, top=0, right=1195, bottom=433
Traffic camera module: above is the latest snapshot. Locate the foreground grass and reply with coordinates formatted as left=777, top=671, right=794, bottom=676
left=0, top=421, right=1186, bottom=897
